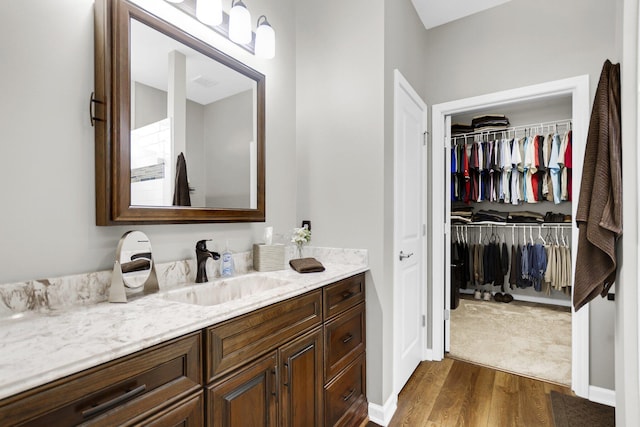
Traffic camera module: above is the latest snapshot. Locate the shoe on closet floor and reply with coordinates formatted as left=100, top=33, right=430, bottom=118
left=483, top=291, right=491, bottom=301
left=502, top=293, right=514, bottom=303
left=474, top=290, right=482, bottom=300
left=494, top=293, right=504, bottom=302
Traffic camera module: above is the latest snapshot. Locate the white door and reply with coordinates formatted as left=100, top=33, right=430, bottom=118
left=444, top=115, right=452, bottom=352
left=393, top=70, right=427, bottom=394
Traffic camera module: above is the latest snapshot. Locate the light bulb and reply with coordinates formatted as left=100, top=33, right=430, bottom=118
left=229, top=0, right=252, bottom=44
left=196, top=0, right=223, bottom=26
left=255, top=16, right=275, bottom=59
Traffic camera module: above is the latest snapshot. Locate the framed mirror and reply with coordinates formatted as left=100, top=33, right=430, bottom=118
left=94, top=0, right=265, bottom=224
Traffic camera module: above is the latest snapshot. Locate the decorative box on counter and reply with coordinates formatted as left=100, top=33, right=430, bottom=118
left=253, top=244, right=285, bottom=271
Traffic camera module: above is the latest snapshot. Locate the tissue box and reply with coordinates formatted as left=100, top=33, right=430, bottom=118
left=253, top=244, right=285, bottom=271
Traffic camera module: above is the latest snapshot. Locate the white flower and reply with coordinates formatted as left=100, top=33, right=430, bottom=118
left=291, top=225, right=311, bottom=244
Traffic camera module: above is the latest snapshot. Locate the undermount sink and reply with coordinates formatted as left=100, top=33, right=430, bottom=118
left=161, top=275, right=292, bottom=306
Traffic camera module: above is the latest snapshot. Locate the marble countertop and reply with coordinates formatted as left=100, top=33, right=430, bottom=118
left=0, top=261, right=368, bottom=401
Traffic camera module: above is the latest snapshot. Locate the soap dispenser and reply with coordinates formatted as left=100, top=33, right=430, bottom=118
left=220, top=240, right=235, bottom=278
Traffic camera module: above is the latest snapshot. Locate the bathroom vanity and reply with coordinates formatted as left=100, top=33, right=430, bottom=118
left=0, top=269, right=367, bottom=426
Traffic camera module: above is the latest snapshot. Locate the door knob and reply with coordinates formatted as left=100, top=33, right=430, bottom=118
left=399, top=251, right=414, bottom=261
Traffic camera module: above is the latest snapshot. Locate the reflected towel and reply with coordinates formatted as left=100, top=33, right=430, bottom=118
left=173, top=152, right=191, bottom=207
left=289, top=257, right=325, bottom=273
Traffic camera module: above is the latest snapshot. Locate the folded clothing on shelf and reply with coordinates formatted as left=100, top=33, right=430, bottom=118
left=472, top=209, right=508, bottom=223
left=471, top=114, right=510, bottom=132
left=507, top=211, right=544, bottom=223
left=543, top=212, right=572, bottom=223
left=451, top=123, right=474, bottom=135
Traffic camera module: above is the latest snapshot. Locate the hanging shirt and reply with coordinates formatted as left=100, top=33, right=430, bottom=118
left=548, top=133, right=563, bottom=204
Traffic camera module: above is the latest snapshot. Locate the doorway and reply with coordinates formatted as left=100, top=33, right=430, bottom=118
left=429, top=75, right=591, bottom=398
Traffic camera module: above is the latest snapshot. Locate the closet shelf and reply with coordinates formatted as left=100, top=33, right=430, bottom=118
left=451, top=222, right=572, bottom=228
left=451, top=118, right=572, bottom=140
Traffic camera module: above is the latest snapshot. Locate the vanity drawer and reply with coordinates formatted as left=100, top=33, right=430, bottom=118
left=0, top=332, right=202, bottom=426
left=205, top=290, right=322, bottom=382
left=324, top=354, right=367, bottom=427
left=324, top=302, right=366, bottom=381
left=323, top=273, right=365, bottom=320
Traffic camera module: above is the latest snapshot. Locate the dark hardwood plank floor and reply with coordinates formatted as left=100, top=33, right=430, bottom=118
left=368, top=358, right=573, bottom=427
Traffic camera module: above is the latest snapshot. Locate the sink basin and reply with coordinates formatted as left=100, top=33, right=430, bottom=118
left=161, top=275, right=292, bottom=306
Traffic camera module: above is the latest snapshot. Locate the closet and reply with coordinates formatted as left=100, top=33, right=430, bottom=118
left=449, top=101, right=574, bottom=308
left=430, top=75, right=591, bottom=396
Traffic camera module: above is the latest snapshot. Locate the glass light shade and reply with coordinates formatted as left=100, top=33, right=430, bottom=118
left=165, top=0, right=185, bottom=3
left=229, top=1, right=252, bottom=44
left=196, top=0, right=223, bottom=26
left=255, top=19, right=275, bottom=59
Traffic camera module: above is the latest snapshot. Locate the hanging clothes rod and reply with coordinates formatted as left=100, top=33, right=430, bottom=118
left=452, top=118, right=572, bottom=140
left=452, top=222, right=572, bottom=228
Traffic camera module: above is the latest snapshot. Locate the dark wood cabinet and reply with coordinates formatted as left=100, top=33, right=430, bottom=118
left=0, top=333, right=202, bottom=426
left=144, top=391, right=205, bottom=427
left=207, top=352, right=278, bottom=427
left=279, top=327, right=324, bottom=427
left=322, top=274, right=367, bottom=427
left=0, top=273, right=367, bottom=427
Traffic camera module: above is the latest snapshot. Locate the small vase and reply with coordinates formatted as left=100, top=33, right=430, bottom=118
left=296, top=243, right=304, bottom=259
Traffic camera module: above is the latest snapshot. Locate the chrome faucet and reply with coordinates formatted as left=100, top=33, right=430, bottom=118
left=195, top=240, right=220, bottom=283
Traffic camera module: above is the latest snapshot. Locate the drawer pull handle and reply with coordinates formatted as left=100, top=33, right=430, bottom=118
left=81, top=384, right=146, bottom=418
left=341, top=291, right=354, bottom=300
left=342, top=388, right=356, bottom=401
left=342, top=334, right=353, bottom=344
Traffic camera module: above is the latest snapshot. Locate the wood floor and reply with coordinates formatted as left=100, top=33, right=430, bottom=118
left=369, top=358, right=572, bottom=427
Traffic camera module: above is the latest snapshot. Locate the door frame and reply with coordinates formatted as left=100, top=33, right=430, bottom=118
left=429, top=75, right=590, bottom=398
left=393, top=69, right=428, bottom=395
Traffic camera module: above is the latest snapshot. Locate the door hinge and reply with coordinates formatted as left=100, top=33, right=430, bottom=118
left=422, top=315, right=426, bottom=327
left=423, top=224, right=426, bottom=236
left=423, top=131, right=428, bottom=146
left=444, top=309, right=450, bottom=321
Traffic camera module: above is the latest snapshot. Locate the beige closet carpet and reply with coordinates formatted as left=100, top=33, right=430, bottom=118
left=449, top=298, right=571, bottom=385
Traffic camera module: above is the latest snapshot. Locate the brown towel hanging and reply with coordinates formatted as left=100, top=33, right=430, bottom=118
left=289, top=258, right=325, bottom=273
left=573, top=60, right=622, bottom=312
left=173, top=152, right=191, bottom=207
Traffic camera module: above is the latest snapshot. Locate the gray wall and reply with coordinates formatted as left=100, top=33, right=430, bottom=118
left=295, top=0, right=386, bottom=404
left=0, top=0, right=297, bottom=282
left=204, top=90, right=253, bottom=208
left=296, top=0, right=428, bottom=408
left=424, top=0, right=622, bottom=390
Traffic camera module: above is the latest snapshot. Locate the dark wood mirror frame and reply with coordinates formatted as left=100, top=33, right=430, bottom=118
left=94, top=0, right=265, bottom=225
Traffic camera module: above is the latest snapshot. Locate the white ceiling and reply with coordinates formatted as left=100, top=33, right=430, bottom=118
left=411, top=0, right=512, bottom=30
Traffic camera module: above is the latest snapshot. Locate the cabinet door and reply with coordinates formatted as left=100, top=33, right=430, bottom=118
left=143, top=391, right=204, bottom=427
left=279, top=327, right=323, bottom=427
left=208, top=352, right=278, bottom=427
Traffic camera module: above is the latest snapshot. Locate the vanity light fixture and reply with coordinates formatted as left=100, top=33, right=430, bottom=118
left=229, top=0, right=252, bottom=44
left=196, top=0, right=223, bottom=26
left=165, top=0, right=275, bottom=58
left=255, top=15, right=275, bottom=59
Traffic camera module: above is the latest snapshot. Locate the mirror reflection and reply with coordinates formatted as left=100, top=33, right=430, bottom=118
left=130, top=18, right=257, bottom=209
left=118, top=230, right=154, bottom=289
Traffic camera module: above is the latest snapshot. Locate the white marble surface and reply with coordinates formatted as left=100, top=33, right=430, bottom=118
left=0, top=247, right=367, bottom=401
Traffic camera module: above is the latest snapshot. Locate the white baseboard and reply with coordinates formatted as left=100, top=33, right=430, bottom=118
left=368, top=394, right=397, bottom=426
left=589, top=385, right=616, bottom=407
left=423, top=348, right=434, bottom=361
